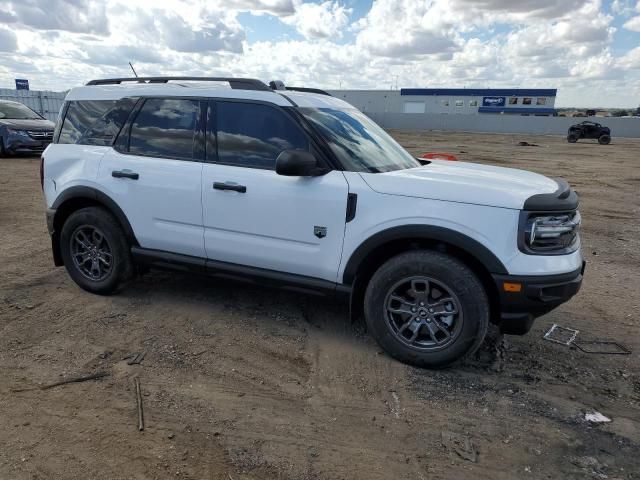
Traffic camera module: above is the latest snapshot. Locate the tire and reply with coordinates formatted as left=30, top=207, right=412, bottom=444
left=59, top=206, right=133, bottom=294
left=598, top=134, right=611, bottom=145
left=364, top=250, right=489, bottom=368
left=567, top=133, right=579, bottom=143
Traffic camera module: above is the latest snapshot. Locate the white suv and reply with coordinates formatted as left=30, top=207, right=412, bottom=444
left=42, top=77, right=585, bottom=368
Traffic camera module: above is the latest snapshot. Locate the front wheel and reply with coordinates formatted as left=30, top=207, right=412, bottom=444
left=60, top=206, right=133, bottom=294
left=364, top=251, right=489, bottom=368
left=567, top=133, right=579, bottom=143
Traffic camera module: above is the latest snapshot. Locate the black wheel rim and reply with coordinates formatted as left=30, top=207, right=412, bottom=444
left=384, top=276, right=463, bottom=351
left=70, top=225, right=113, bottom=281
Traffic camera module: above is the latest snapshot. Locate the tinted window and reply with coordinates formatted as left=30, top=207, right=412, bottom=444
left=129, top=98, right=199, bottom=160
left=213, top=102, right=309, bottom=169
left=59, top=100, right=116, bottom=144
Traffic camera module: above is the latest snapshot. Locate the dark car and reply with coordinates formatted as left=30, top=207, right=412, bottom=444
left=0, top=100, right=55, bottom=156
left=567, top=121, right=611, bottom=145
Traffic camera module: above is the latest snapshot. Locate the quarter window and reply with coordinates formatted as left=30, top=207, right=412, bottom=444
left=537, top=97, right=547, bottom=105
left=212, top=102, right=309, bottom=169
left=59, top=100, right=118, bottom=144
left=128, top=98, right=199, bottom=160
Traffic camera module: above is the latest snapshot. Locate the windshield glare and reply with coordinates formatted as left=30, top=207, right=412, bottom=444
left=0, top=102, right=43, bottom=120
left=301, top=108, right=420, bottom=173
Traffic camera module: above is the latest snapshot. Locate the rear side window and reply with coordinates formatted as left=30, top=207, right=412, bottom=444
left=212, top=101, right=309, bottom=169
left=58, top=99, right=135, bottom=145
left=128, top=98, right=199, bottom=160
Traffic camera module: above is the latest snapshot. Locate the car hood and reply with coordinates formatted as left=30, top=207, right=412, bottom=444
left=360, top=160, right=560, bottom=210
left=0, top=118, right=55, bottom=130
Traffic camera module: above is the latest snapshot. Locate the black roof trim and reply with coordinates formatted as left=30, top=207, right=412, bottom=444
left=523, top=178, right=579, bottom=211
left=285, top=87, right=332, bottom=96
left=86, top=77, right=271, bottom=91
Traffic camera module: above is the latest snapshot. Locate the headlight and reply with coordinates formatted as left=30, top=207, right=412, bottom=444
left=519, top=211, right=581, bottom=254
left=6, top=128, right=30, bottom=137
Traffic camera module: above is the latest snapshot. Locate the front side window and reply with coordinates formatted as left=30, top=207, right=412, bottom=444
left=301, top=108, right=421, bottom=173
left=509, top=97, right=518, bottom=105
left=213, top=101, right=309, bottom=169
left=129, top=98, right=199, bottom=160
left=0, top=102, right=43, bottom=120
left=523, top=97, right=532, bottom=105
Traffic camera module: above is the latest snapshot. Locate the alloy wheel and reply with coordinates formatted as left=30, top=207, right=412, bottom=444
left=70, top=225, right=113, bottom=281
left=384, top=276, right=463, bottom=351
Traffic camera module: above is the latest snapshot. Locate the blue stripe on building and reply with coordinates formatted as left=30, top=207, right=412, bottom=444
left=400, top=88, right=557, bottom=97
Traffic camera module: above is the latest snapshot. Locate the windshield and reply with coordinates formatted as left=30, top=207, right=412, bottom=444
left=301, top=108, right=421, bottom=173
left=0, top=102, right=43, bottom=120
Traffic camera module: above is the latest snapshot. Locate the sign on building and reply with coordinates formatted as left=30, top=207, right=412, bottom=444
left=482, top=96, right=505, bottom=107
left=15, top=79, right=29, bottom=90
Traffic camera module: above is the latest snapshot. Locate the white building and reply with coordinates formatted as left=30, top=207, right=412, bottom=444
left=327, top=88, right=558, bottom=116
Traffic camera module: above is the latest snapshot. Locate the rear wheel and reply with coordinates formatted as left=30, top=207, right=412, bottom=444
left=60, top=207, right=133, bottom=294
left=598, top=134, right=611, bottom=145
left=364, top=250, right=489, bottom=368
left=567, top=133, right=579, bottom=143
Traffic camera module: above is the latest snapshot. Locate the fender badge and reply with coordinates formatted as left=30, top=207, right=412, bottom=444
left=314, top=226, right=327, bottom=239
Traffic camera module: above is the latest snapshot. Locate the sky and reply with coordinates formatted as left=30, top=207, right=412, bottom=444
left=0, top=0, right=639, bottom=108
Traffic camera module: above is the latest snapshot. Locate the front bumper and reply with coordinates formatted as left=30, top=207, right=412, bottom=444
left=492, top=261, right=585, bottom=335
left=3, top=134, right=51, bottom=155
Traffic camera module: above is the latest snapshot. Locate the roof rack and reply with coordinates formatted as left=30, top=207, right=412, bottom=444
left=85, top=77, right=271, bottom=91
left=285, top=87, right=332, bottom=96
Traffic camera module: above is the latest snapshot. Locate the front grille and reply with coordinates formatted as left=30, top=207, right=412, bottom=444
left=27, top=130, right=54, bottom=141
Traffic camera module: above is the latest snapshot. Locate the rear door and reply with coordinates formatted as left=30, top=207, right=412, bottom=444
left=98, top=97, right=206, bottom=257
left=201, top=100, right=349, bottom=282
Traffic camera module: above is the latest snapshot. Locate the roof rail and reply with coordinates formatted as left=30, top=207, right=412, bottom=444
left=285, top=87, right=332, bottom=96
left=85, top=77, right=271, bottom=91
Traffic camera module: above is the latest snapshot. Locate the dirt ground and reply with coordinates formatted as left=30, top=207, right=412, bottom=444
left=1, top=131, right=639, bottom=480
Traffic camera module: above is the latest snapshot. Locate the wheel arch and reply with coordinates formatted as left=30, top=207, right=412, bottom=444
left=342, top=225, right=507, bottom=324
left=50, top=186, right=138, bottom=266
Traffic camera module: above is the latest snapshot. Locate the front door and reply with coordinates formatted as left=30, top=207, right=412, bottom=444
left=98, top=97, right=206, bottom=257
left=201, top=100, right=349, bottom=282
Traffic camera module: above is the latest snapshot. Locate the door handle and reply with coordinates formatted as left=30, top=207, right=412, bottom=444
left=213, top=182, right=246, bottom=193
left=112, top=170, right=139, bottom=180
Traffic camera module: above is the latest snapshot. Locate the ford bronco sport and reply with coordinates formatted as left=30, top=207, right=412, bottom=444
left=42, top=77, right=585, bottom=368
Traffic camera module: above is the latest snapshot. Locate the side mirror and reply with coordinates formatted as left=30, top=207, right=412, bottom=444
left=275, top=150, right=327, bottom=176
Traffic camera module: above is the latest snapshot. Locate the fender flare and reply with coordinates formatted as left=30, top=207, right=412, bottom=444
left=52, top=186, right=138, bottom=244
left=341, top=224, right=508, bottom=284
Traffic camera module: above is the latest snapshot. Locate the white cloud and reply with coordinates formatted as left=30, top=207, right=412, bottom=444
left=2, top=0, right=110, bottom=35
left=281, top=1, right=352, bottom=39
left=0, top=28, right=17, bottom=52
left=623, top=15, right=640, bottom=31
left=0, top=0, right=638, bottom=107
